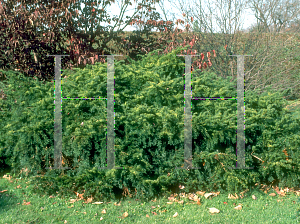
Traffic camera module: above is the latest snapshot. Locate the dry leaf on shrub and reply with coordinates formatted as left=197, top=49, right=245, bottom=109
left=101, top=209, right=106, bottom=214
left=74, top=191, right=85, bottom=200
left=269, top=193, right=276, bottom=197
left=123, top=212, right=128, bottom=218
left=168, top=196, right=176, bottom=202
left=3, top=174, right=12, bottom=180
left=173, top=212, right=178, bottom=217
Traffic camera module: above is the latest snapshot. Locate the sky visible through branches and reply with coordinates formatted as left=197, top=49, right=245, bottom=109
left=12, top=0, right=259, bottom=34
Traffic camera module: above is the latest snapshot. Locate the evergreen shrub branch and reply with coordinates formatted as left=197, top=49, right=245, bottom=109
left=0, top=44, right=299, bottom=201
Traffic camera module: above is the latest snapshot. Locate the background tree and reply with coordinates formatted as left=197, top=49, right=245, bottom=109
left=0, top=0, right=83, bottom=83
left=158, top=0, right=300, bottom=100
left=0, top=0, right=169, bottom=83
left=149, top=0, right=250, bottom=78
left=238, top=0, right=300, bottom=99
left=0, top=0, right=215, bottom=84
left=246, top=0, right=300, bottom=33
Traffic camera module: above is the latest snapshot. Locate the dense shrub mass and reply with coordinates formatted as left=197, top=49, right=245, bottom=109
left=0, top=45, right=299, bottom=201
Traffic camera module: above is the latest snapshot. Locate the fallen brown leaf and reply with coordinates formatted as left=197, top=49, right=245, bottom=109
left=234, top=204, right=242, bottom=210
left=92, top=202, right=104, bottom=204
left=84, top=196, right=93, bottom=204
left=204, top=193, right=215, bottom=199
left=179, top=193, right=186, bottom=198
left=196, top=191, right=206, bottom=196
left=228, top=193, right=239, bottom=199
left=69, top=199, right=78, bottom=203
left=22, top=201, right=31, bottom=205
left=208, top=207, right=220, bottom=214
left=193, top=195, right=199, bottom=202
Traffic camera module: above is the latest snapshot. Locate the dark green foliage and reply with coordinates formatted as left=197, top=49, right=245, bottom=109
left=0, top=44, right=299, bottom=202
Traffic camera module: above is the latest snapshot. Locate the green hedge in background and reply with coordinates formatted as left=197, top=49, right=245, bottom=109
left=0, top=45, right=299, bottom=202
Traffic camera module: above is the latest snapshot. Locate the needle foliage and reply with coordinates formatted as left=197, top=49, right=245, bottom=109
left=0, top=45, right=299, bottom=201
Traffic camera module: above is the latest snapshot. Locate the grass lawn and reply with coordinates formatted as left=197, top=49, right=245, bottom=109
left=0, top=173, right=299, bottom=223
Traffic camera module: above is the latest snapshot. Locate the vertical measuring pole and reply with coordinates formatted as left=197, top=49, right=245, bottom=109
left=99, top=55, right=123, bottom=170
left=47, top=55, right=71, bottom=171
left=106, top=55, right=115, bottom=169
left=175, top=54, right=202, bottom=170
left=228, top=55, right=253, bottom=170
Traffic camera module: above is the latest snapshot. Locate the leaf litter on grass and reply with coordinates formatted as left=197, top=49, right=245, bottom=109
left=1, top=174, right=300, bottom=221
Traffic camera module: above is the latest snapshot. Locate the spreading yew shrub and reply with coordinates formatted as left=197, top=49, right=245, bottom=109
left=0, top=44, right=299, bottom=201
